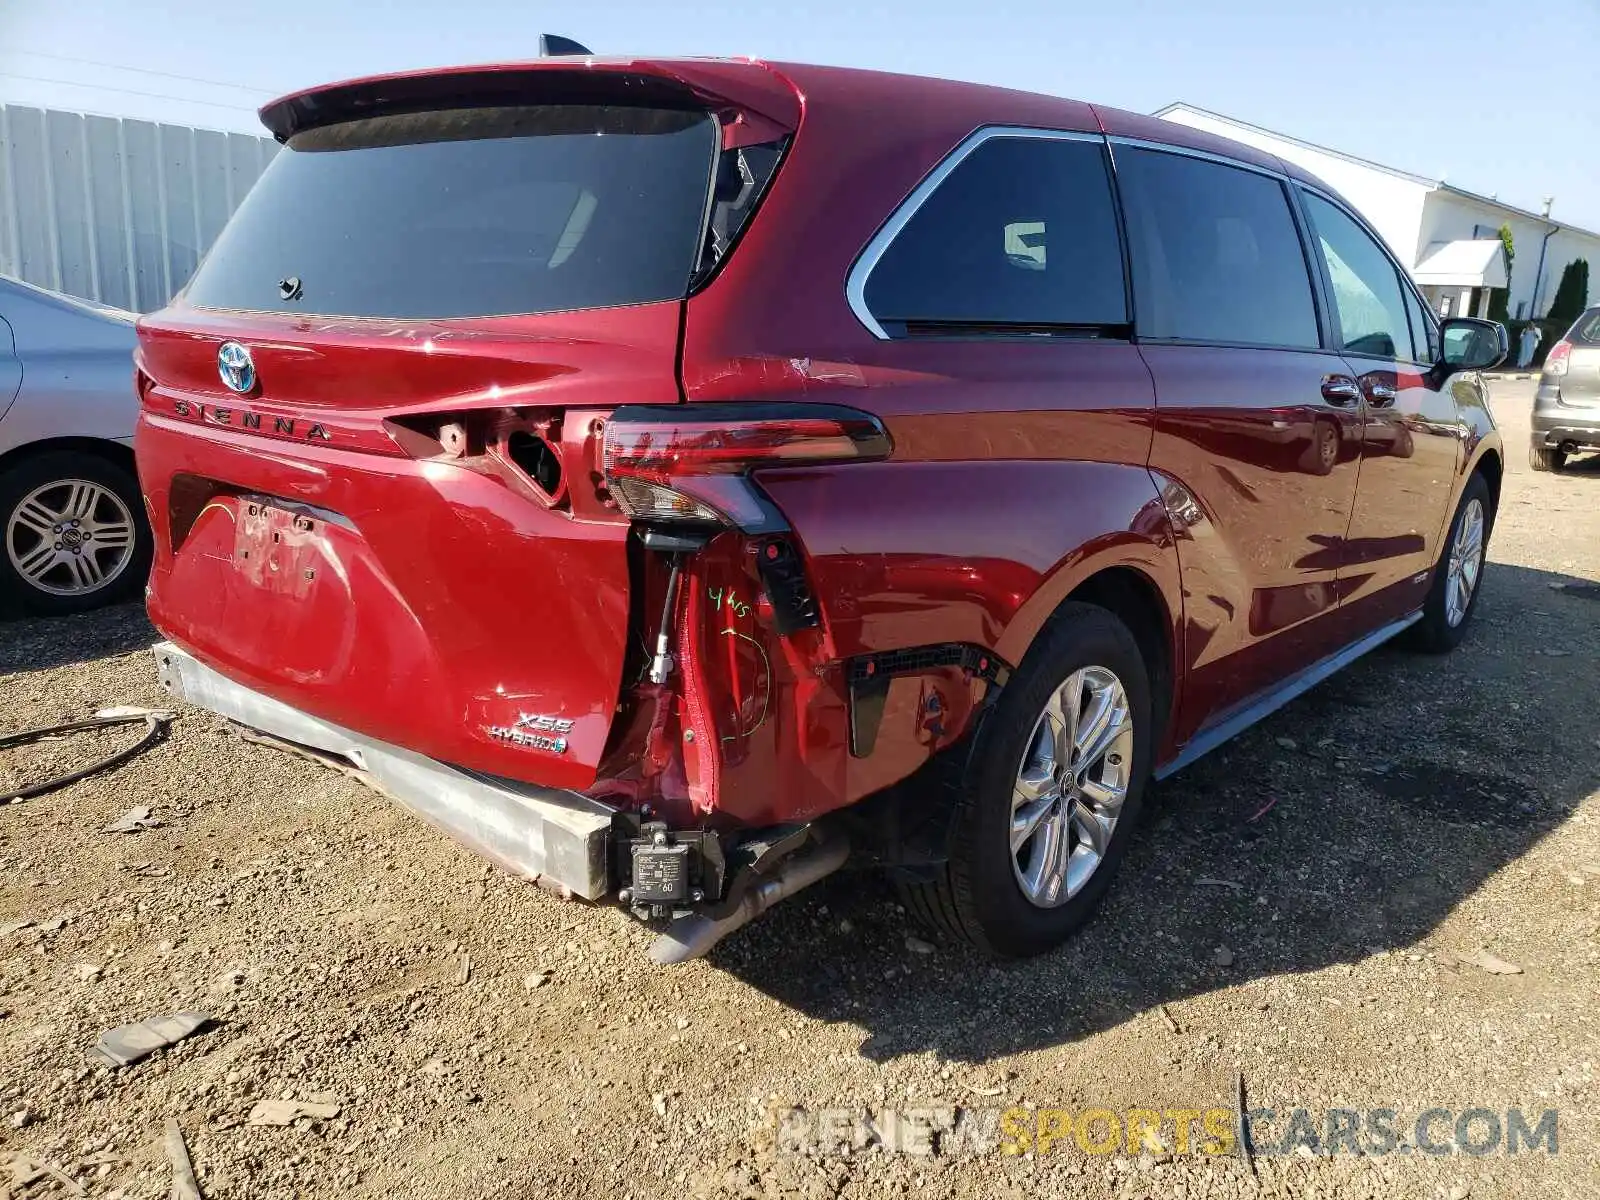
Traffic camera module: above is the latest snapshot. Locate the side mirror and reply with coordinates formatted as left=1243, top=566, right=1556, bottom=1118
left=1439, top=317, right=1508, bottom=372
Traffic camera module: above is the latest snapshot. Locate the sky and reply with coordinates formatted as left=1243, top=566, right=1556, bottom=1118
left=3, top=0, right=1598, bottom=229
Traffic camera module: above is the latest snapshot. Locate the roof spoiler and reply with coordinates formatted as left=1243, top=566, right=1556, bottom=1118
left=258, top=59, right=801, bottom=147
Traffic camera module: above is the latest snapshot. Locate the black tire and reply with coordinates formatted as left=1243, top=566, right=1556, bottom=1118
left=0, top=450, right=152, bottom=617
left=899, top=603, right=1154, bottom=957
left=1528, top=444, right=1564, bottom=473
left=1408, top=472, right=1494, bottom=654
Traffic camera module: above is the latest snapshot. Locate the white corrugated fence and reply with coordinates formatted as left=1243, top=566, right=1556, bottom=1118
left=0, top=103, right=277, bottom=312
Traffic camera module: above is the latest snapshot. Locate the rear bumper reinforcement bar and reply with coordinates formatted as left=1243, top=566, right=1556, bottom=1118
left=152, top=642, right=615, bottom=899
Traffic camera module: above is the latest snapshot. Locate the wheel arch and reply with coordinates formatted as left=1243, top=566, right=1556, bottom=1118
left=1061, top=566, right=1175, bottom=742
left=0, top=436, right=138, bottom=480
left=999, top=556, right=1181, bottom=758
left=1471, top=445, right=1503, bottom=515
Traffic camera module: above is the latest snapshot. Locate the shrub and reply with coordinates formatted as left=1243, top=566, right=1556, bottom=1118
left=1548, top=259, right=1589, bottom=324
left=1488, top=225, right=1514, bottom=323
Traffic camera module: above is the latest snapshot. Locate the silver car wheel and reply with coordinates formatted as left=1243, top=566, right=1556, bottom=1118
left=5, top=478, right=137, bottom=597
left=1009, top=665, right=1135, bottom=908
left=1444, top=497, right=1485, bottom=628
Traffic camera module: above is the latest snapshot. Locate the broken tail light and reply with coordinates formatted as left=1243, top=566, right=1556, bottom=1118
left=599, top=404, right=888, bottom=817
left=601, top=403, right=891, bottom=534
left=384, top=408, right=611, bottom=517
left=1544, top=340, right=1572, bottom=377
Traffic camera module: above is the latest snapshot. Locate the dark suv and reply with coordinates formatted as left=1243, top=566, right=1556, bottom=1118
left=1531, top=305, right=1600, bottom=471
left=133, top=59, right=1506, bottom=962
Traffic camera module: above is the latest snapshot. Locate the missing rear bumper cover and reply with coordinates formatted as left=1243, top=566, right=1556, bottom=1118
left=846, top=643, right=1011, bottom=757
left=152, top=641, right=614, bottom=899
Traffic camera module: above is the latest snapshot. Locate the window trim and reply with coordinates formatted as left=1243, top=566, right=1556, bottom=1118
left=1105, top=136, right=1286, bottom=183
left=1105, top=137, right=1329, bottom=354
left=847, top=126, right=1440, bottom=361
left=1295, top=183, right=1439, bottom=366
left=844, top=125, right=1119, bottom=341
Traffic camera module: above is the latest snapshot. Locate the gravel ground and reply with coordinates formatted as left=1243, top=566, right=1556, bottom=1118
left=1, top=378, right=1596, bottom=1199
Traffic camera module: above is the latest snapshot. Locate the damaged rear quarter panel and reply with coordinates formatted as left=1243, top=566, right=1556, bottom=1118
left=757, top=448, right=1182, bottom=803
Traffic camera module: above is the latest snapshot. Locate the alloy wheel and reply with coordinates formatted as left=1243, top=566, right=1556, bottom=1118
left=1009, top=665, right=1135, bottom=908
left=5, top=478, right=138, bottom=597
left=1444, top=497, right=1485, bottom=628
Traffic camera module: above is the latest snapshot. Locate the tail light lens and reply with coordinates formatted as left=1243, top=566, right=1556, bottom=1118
left=1545, top=340, right=1572, bottom=376
left=608, top=477, right=726, bottom=524
left=601, top=404, right=891, bottom=534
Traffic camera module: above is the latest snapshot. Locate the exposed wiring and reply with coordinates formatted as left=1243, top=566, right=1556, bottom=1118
left=0, top=709, right=174, bottom=803
left=719, top=627, right=771, bottom=740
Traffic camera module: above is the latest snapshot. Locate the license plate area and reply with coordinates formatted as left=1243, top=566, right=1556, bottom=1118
left=234, top=498, right=323, bottom=596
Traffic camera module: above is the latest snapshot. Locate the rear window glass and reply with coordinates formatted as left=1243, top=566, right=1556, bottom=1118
left=183, top=105, right=718, bottom=320
left=1573, top=309, right=1600, bottom=344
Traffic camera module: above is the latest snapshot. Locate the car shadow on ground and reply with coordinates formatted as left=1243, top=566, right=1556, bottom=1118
left=1554, top=452, right=1600, bottom=476
left=716, top=560, right=1600, bottom=1063
left=0, top=601, right=156, bottom=676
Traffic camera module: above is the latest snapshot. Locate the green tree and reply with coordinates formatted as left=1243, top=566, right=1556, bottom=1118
left=1549, top=259, right=1590, bottom=323
left=1488, top=224, right=1514, bottom=322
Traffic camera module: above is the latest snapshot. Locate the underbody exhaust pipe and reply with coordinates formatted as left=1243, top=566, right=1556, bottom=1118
left=648, top=836, right=850, bottom=965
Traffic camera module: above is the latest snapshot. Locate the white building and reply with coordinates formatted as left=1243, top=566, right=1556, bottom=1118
left=1157, top=103, right=1599, bottom=323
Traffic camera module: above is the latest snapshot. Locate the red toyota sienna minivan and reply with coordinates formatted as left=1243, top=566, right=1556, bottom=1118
left=134, top=58, right=1507, bottom=963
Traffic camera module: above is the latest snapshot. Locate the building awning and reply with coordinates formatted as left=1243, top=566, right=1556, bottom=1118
left=1412, top=239, right=1509, bottom=289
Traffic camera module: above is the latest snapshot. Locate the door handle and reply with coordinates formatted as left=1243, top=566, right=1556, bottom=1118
left=1361, top=374, right=1398, bottom=407
left=1320, top=374, right=1361, bottom=406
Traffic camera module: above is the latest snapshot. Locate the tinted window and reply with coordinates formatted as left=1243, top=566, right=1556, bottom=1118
left=1117, top=149, right=1318, bottom=348
left=862, top=136, right=1128, bottom=332
left=184, top=106, right=718, bottom=319
left=1301, top=193, right=1410, bottom=360
left=1402, top=280, right=1438, bottom=363
left=1572, top=308, right=1600, bottom=344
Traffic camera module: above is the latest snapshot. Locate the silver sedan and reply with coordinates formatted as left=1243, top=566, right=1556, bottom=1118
left=0, top=275, right=147, bottom=616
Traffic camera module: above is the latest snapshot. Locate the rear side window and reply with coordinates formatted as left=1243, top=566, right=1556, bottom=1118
left=861, top=136, right=1128, bottom=335
left=183, top=105, right=719, bottom=320
left=1572, top=308, right=1600, bottom=344
left=1116, top=148, right=1319, bottom=349
left=1301, top=192, right=1411, bottom=360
